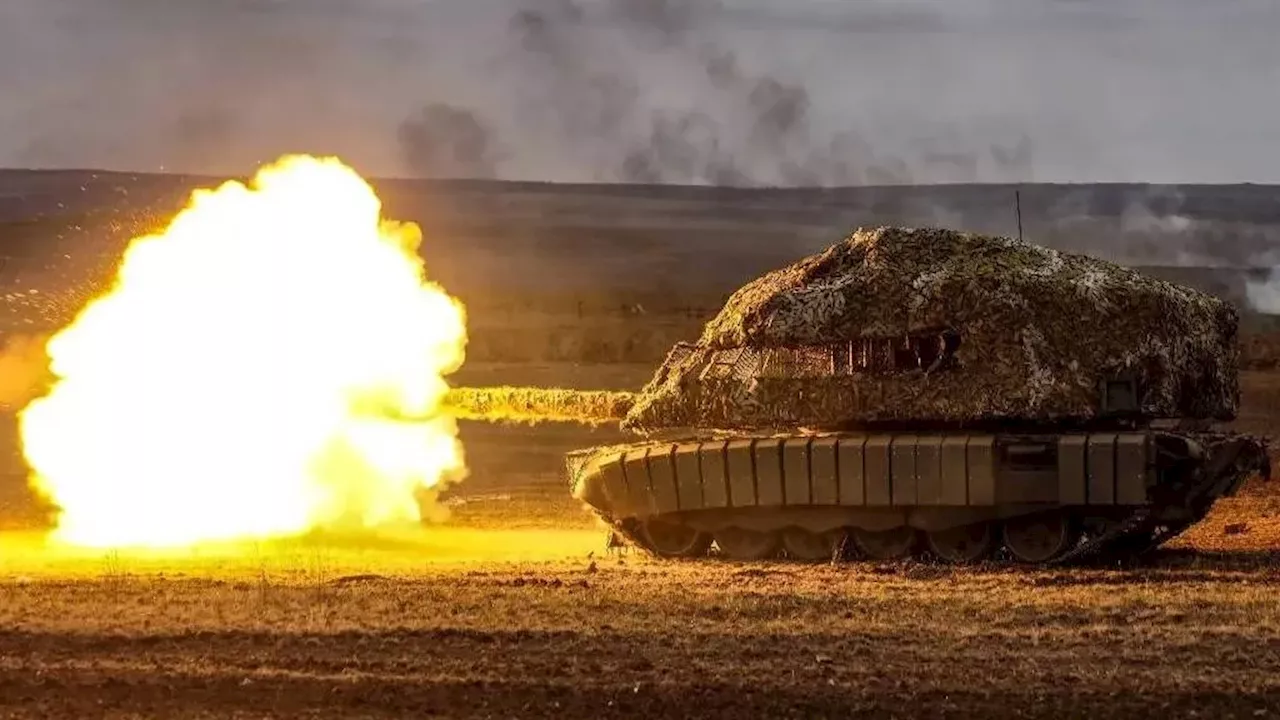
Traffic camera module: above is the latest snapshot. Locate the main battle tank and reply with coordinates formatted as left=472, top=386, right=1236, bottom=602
left=448, top=227, right=1271, bottom=564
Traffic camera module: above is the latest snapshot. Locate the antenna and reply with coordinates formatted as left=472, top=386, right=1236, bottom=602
left=1015, top=189, right=1024, bottom=242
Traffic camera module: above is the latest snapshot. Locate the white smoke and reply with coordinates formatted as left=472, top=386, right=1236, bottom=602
left=1247, top=273, right=1280, bottom=314
left=2, top=0, right=1280, bottom=184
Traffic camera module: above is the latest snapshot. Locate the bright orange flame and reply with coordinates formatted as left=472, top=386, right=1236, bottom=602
left=18, top=155, right=468, bottom=548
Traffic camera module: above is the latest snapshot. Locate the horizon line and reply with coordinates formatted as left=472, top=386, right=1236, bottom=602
left=1, top=167, right=1277, bottom=190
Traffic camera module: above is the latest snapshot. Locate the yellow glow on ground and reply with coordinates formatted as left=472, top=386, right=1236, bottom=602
left=0, top=527, right=608, bottom=580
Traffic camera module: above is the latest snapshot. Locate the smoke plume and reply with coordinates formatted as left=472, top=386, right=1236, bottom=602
left=3, top=0, right=1280, bottom=184
left=1246, top=275, right=1280, bottom=314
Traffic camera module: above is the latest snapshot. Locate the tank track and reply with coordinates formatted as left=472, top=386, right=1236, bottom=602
left=584, top=431, right=1270, bottom=567
left=602, top=504, right=1201, bottom=567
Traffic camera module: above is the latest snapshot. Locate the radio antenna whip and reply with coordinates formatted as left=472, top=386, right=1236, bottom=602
left=1015, top=189, right=1024, bottom=242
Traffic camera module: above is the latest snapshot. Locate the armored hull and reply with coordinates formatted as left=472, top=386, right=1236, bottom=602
left=565, top=427, right=1268, bottom=563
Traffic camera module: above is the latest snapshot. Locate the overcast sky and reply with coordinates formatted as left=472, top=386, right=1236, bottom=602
left=1, top=0, right=1277, bottom=184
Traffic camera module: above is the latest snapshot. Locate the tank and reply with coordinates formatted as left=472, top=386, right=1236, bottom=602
left=447, top=227, right=1271, bottom=564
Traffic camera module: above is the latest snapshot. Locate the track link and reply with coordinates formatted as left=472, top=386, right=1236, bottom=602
left=609, top=511, right=1169, bottom=567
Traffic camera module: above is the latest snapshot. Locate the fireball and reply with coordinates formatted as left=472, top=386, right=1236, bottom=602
left=18, top=155, right=468, bottom=548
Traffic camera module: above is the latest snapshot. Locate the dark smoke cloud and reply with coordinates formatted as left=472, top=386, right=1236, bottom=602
left=456, top=0, right=988, bottom=186
left=398, top=104, right=503, bottom=179
left=3, top=0, right=1280, bottom=184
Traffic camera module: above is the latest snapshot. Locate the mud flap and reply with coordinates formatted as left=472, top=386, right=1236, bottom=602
left=1203, top=436, right=1270, bottom=498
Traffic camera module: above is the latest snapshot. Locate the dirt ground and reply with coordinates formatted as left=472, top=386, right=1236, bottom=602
left=0, top=363, right=1278, bottom=719
left=3, top=549, right=1280, bottom=719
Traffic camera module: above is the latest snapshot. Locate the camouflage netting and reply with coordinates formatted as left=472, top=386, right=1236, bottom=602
left=444, top=386, right=635, bottom=425
left=622, top=226, right=1239, bottom=433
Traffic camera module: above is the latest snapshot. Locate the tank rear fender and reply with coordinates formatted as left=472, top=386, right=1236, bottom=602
left=1198, top=435, right=1270, bottom=498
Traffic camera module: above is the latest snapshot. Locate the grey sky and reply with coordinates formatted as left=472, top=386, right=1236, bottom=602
left=1, top=0, right=1277, bottom=184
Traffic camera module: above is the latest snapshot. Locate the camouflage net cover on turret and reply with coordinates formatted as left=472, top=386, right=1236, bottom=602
left=622, top=227, right=1239, bottom=433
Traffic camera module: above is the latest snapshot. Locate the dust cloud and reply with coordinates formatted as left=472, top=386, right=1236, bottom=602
left=2, top=0, right=1280, bottom=184
left=0, top=334, right=50, bottom=409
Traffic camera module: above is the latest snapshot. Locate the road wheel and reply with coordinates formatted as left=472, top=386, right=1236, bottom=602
left=781, top=528, right=844, bottom=562
left=714, top=527, right=781, bottom=560
left=926, top=522, right=995, bottom=564
left=639, top=519, right=712, bottom=558
left=851, top=526, right=918, bottom=560
left=1003, top=512, right=1079, bottom=563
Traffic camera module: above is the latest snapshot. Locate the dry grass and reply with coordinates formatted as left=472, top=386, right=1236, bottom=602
left=1243, top=331, right=1280, bottom=370
left=1, top=532, right=1279, bottom=719
left=2, top=490, right=1280, bottom=718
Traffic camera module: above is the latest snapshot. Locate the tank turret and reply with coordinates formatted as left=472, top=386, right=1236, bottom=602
left=623, top=226, right=1237, bottom=434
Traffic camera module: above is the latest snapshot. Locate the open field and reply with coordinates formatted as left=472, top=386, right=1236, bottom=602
left=3, top=174, right=1280, bottom=717
left=3, top=525, right=1280, bottom=718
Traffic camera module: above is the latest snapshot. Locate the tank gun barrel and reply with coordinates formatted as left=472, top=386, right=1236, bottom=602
left=443, top=386, right=635, bottom=425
